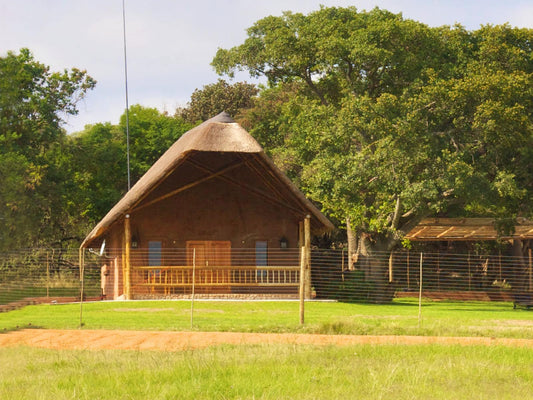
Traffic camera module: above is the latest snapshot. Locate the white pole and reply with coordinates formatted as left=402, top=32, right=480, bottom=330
left=190, top=249, right=196, bottom=329
left=418, top=252, right=423, bottom=329
left=122, top=0, right=131, bottom=191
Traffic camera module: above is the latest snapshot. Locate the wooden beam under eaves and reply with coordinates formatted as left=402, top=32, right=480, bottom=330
left=132, top=161, right=244, bottom=212
left=129, top=156, right=189, bottom=213
left=241, top=154, right=294, bottom=207
left=185, top=158, right=306, bottom=217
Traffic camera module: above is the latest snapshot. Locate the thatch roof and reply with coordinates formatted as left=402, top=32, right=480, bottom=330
left=81, top=112, right=334, bottom=248
left=406, top=218, right=533, bottom=241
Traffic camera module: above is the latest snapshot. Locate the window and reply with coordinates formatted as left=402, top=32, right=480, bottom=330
left=148, top=241, right=162, bottom=281
left=148, top=241, right=162, bottom=266
left=256, top=241, right=267, bottom=281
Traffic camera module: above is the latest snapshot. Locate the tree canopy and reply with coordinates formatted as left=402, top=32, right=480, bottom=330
left=69, top=105, right=193, bottom=223
left=177, top=79, right=258, bottom=123
left=0, top=49, right=95, bottom=249
left=0, top=49, right=193, bottom=250
left=213, top=7, right=533, bottom=298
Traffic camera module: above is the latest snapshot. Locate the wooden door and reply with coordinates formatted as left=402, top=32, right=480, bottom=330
left=186, top=241, right=231, bottom=288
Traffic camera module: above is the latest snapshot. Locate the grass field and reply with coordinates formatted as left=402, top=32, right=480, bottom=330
left=1, top=344, right=532, bottom=399
left=1, top=298, right=532, bottom=338
left=2, top=299, right=533, bottom=399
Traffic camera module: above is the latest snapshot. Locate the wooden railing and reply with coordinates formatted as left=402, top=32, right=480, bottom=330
left=133, top=265, right=300, bottom=293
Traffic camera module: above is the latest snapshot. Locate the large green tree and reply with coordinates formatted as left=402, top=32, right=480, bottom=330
left=213, top=7, right=533, bottom=300
left=68, top=105, right=193, bottom=226
left=177, top=79, right=258, bottom=124
left=0, top=49, right=95, bottom=249
left=120, top=105, right=194, bottom=183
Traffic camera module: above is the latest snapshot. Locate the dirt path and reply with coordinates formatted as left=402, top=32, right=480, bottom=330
left=1, top=329, right=533, bottom=351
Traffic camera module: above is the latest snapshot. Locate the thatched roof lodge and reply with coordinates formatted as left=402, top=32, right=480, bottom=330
left=81, top=112, right=333, bottom=300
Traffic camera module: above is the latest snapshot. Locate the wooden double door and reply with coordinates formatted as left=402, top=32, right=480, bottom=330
left=186, top=241, right=231, bottom=289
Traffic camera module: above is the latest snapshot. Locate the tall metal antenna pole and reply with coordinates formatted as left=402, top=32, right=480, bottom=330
left=122, top=0, right=131, bottom=191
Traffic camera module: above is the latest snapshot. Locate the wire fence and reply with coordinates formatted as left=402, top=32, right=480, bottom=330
left=1, top=248, right=532, bottom=310
left=0, top=249, right=101, bottom=308
left=312, top=249, right=532, bottom=303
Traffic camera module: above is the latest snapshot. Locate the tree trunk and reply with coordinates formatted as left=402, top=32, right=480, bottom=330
left=346, top=217, right=356, bottom=271
left=366, top=254, right=396, bottom=303
left=511, top=239, right=529, bottom=291
left=351, top=212, right=424, bottom=303
left=364, top=237, right=397, bottom=303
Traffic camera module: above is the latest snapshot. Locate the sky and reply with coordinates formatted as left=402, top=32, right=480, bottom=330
left=2, top=0, right=533, bottom=134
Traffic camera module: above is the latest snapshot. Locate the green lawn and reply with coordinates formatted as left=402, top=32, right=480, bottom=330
left=1, top=344, right=532, bottom=399
left=1, top=299, right=532, bottom=338
left=2, top=300, right=533, bottom=399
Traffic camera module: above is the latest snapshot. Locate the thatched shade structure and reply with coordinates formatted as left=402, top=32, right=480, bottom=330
left=406, top=218, right=533, bottom=241
left=81, top=112, right=333, bottom=299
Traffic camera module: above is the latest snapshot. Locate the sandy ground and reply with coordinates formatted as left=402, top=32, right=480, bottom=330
left=1, top=329, right=533, bottom=351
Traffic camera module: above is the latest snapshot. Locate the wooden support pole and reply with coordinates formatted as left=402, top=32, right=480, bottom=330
left=124, top=214, right=132, bottom=300
left=304, top=215, right=312, bottom=299
left=298, top=221, right=304, bottom=249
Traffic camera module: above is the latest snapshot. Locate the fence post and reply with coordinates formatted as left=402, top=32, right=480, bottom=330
left=341, top=249, right=345, bottom=282
left=499, top=250, right=502, bottom=282
left=304, top=215, right=311, bottom=299
left=388, top=251, right=394, bottom=283
left=190, top=249, right=196, bottom=329
left=46, top=251, right=50, bottom=299
left=437, top=251, right=440, bottom=290
left=418, top=252, right=423, bottom=329
left=528, top=248, right=533, bottom=292
left=299, top=246, right=305, bottom=325
left=407, top=250, right=410, bottom=290
left=467, top=252, right=471, bottom=291
left=79, top=247, right=85, bottom=328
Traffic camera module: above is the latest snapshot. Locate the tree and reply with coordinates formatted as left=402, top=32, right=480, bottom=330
left=119, top=105, right=194, bottom=184
left=213, top=7, right=450, bottom=105
left=68, top=105, right=194, bottom=226
left=177, top=79, right=258, bottom=123
left=214, top=7, right=533, bottom=301
left=67, top=122, right=125, bottom=224
left=0, top=49, right=95, bottom=249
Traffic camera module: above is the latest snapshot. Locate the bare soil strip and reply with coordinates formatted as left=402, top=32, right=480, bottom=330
left=1, top=329, right=533, bottom=351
